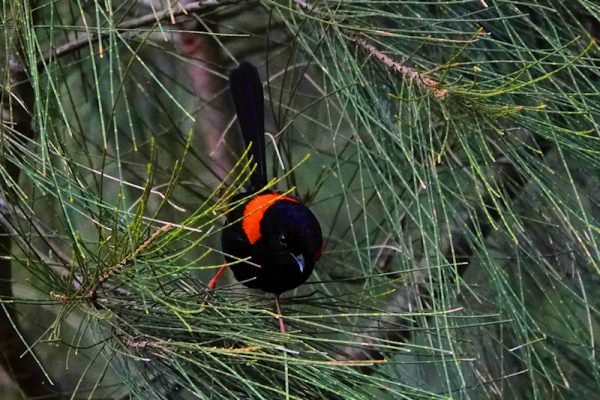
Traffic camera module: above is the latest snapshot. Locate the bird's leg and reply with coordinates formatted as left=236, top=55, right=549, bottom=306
left=208, top=264, right=228, bottom=289
left=274, top=295, right=286, bottom=333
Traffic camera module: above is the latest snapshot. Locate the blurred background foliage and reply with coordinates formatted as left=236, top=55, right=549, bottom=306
left=0, top=0, right=599, bottom=398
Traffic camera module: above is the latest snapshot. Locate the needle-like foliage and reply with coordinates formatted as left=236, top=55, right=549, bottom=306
left=0, top=1, right=599, bottom=399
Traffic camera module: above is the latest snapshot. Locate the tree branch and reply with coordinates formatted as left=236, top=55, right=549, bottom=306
left=352, top=36, right=448, bottom=99
left=26, top=0, right=247, bottom=73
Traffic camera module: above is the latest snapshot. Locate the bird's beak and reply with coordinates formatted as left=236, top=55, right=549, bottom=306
left=291, top=253, right=305, bottom=273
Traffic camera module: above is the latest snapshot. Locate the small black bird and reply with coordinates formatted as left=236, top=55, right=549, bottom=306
left=208, top=62, right=323, bottom=332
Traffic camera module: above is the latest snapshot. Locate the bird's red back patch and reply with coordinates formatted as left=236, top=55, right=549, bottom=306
left=242, top=193, right=298, bottom=244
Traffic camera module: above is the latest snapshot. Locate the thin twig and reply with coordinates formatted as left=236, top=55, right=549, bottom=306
left=292, top=1, right=448, bottom=99
left=28, top=0, right=247, bottom=73
left=92, top=223, right=173, bottom=292
left=353, top=36, right=448, bottom=99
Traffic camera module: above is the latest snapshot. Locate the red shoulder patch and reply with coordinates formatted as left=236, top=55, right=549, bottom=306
left=313, top=245, right=322, bottom=261
left=242, top=193, right=298, bottom=244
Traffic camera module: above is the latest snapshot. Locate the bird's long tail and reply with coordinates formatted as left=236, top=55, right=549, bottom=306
left=228, top=62, right=267, bottom=189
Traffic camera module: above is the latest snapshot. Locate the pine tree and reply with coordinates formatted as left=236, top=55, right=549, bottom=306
left=1, top=1, right=599, bottom=398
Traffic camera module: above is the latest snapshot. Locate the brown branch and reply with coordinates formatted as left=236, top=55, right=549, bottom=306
left=176, top=3, right=235, bottom=182
left=353, top=36, right=448, bottom=99
left=291, top=1, right=448, bottom=99
left=92, top=223, right=172, bottom=294
left=28, top=0, right=247, bottom=73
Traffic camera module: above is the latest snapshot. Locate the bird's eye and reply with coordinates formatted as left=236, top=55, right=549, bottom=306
left=278, top=234, right=287, bottom=247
